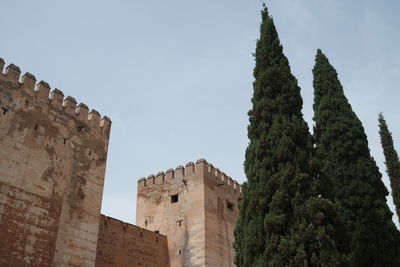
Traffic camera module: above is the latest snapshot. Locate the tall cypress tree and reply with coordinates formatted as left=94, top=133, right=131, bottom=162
left=313, top=49, right=400, bottom=267
left=234, top=7, right=342, bottom=266
left=378, top=113, right=400, bottom=223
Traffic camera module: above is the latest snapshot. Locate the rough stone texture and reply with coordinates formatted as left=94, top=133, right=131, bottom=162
left=203, top=165, right=241, bottom=267
left=0, top=59, right=111, bottom=267
left=95, top=215, right=170, bottom=267
left=136, top=159, right=242, bottom=267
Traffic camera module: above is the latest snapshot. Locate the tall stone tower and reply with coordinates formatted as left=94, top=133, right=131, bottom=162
left=136, top=159, right=242, bottom=267
left=0, top=58, right=111, bottom=266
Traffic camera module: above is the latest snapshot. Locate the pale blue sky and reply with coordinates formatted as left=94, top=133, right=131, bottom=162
left=1, top=0, right=399, bottom=226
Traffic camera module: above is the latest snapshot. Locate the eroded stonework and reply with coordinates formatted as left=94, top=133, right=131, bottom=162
left=96, top=215, right=170, bottom=267
left=0, top=58, right=111, bottom=266
left=136, top=159, right=242, bottom=267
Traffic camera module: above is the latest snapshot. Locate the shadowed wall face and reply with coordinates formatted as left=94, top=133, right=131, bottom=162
left=203, top=164, right=240, bottom=267
left=0, top=59, right=111, bottom=267
left=95, top=215, right=170, bottom=267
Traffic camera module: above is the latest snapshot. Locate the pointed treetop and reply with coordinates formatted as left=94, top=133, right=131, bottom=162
left=253, top=5, right=289, bottom=80
left=378, top=112, right=400, bottom=223
left=313, top=49, right=345, bottom=101
left=379, top=112, right=387, bottom=126
left=315, top=49, right=335, bottom=70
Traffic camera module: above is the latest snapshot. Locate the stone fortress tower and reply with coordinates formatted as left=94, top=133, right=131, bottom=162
left=0, top=57, right=242, bottom=267
left=0, top=58, right=111, bottom=266
left=136, top=159, right=243, bottom=267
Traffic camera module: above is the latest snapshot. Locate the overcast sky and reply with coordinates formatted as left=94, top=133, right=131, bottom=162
left=1, top=0, right=399, bottom=226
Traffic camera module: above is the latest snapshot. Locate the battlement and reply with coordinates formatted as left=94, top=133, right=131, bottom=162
left=138, top=158, right=242, bottom=196
left=0, top=57, right=111, bottom=136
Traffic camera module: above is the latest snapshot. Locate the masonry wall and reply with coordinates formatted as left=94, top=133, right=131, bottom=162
left=0, top=58, right=111, bottom=267
left=136, top=161, right=206, bottom=267
left=136, top=159, right=242, bottom=267
left=95, top=215, right=169, bottom=267
left=203, top=164, right=241, bottom=267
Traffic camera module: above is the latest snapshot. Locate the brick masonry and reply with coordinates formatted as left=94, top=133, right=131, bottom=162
left=95, top=215, right=170, bottom=267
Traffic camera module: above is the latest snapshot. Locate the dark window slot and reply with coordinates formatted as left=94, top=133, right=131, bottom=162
left=227, top=201, right=234, bottom=211
left=171, top=194, right=179, bottom=203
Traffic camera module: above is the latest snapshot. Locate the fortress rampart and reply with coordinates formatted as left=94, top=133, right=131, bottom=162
left=0, top=58, right=111, bottom=266
left=136, top=158, right=242, bottom=267
left=95, top=215, right=170, bottom=267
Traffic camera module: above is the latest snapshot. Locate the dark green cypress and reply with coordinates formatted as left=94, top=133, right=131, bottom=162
left=378, top=113, right=400, bottom=223
left=313, top=49, right=400, bottom=267
left=234, top=7, right=343, bottom=266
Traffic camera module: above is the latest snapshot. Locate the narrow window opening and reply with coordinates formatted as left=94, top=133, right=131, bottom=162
left=144, top=219, right=147, bottom=227
left=227, top=201, right=234, bottom=211
left=178, top=250, right=182, bottom=255
left=88, top=151, right=92, bottom=156
left=2, top=108, right=8, bottom=115
left=177, top=220, right=182, bottom=227
left=171, top=194, right=179, bottom=203
left=63, top=138, right=67, bottom=144
left=34, top=124, right=38, bottom=131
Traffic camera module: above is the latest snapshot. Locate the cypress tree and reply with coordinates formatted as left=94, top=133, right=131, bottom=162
left=234, top=7, right=343, bottom=266
left=378, top=113, right=400, bottom=223
left=313, top=49, right=400, bottom=267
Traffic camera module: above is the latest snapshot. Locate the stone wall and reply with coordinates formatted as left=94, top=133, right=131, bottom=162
left=136, top=161, right=206, bottom=267
left=0, top=58, right=111, bottom=266
left=95, top=215, right=169, bottom=267
left=203, top=163, right=241, bottom=266
left=136, top=159, right=242, bottom=267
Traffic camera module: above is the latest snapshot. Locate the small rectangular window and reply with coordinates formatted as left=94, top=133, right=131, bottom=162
left=227, top=201, right=234, bottom=211
left=171, top=194, right=179, bottom=203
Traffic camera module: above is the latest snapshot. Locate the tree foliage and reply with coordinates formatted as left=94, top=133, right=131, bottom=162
left=234, top=8, right=343, bottom=267
left=313, top=50, right=400, bottom=267
left=378, top=113, right=400, bottom=223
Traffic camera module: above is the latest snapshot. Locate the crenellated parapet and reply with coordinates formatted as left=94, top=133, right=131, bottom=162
left=138, top=158, right=242, bottom=196
left=0, top=57, right=111, bottom=137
